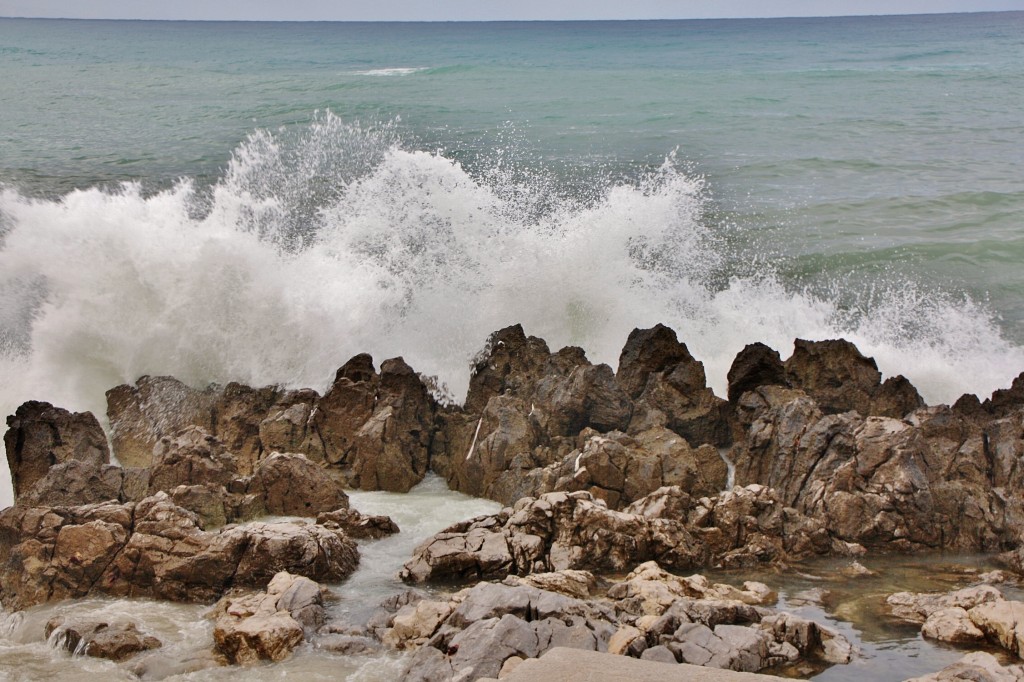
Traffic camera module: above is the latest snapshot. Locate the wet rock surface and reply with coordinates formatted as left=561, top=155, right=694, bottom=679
left=0, top=492, right=359, bottom=611
left=46, top=615, right=162, bottom=661
left=212, top=571, right=327, bottom=664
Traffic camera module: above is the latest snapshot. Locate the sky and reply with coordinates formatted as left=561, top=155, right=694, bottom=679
left=2, top=0, right=1024, bottom=21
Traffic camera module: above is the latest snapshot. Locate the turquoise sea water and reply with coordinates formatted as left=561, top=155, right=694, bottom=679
left=1, top=13, right=1023, bottom=502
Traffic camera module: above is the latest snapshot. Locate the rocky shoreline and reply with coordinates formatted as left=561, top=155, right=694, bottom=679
left=4, top=323, right=1024, bottom=680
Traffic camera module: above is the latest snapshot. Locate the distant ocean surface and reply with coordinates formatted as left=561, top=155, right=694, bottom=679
left=1, top=13, right=1023, bottom=504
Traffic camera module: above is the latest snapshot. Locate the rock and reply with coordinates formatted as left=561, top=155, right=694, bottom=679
left=0, top=493, right=359, bottom=610
left=968, top=600, right=1024, bottom=658
left=618, top=325, right=730, bottom=447
left=148, top=426, right=238, bottom=493
left=315, top=355, right=436, bottom=492
left=20, top=459, right=124, bottom=507
left=502, top=570, right=599, bottom=600
left=921, top=607, right=985, bottom=644
left=887, top=585, right=1002, bottom=624
left=639, top=645, right=678, bottom=663
left=608, top=625, right=646, bottom=656
left=316, top=508, right=400, bottom=539
left=212, top=571, right=326, bottom=664
left=726, top=343, right=788, bottom=403
left=393, top=581, right=616, bottom=682
left=106, top=376, right=218, bottom=469
left=784, top=339, right=882, bottom=416
left=840, top=561, right=876, bottom=578
left=403, top=485, right=834, bottom=586
left=247, top=452, right=349, bottom=517
left=5, top=401, right=110, bottom=502
left=317, top=634, right=380, bottom=655
left=905, top=651, right=1024, bottom=681
left=212, top=383, right=283, bottom=475
left=46, top=616, right=161, bottom=661
left=258, top=389, right=323, bottom=463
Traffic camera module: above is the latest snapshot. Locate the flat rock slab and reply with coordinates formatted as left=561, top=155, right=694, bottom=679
left=479, top=647, right=783, bottom=682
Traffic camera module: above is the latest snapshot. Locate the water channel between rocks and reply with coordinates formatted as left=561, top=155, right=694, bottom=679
left=0, top=475, right=1018, bottom=681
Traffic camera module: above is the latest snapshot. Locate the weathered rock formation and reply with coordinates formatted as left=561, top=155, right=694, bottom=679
left=105, top=354, right=437, bottom=492
left=46, top=616, right=162, bottom=661
left=212, top=571, right=327, bottom=664
left=0, top=492, right=359, bottom=611
left=5, top=401, right=110, bottom=500
left=400, top=485, right=840, bottom=585
left=380, top=565, right=848, bottom=681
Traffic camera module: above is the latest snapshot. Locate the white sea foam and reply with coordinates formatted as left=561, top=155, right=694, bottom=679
left=352, top=67, right=428, bottom=76
left=2, top=112, right=1023, bottom=507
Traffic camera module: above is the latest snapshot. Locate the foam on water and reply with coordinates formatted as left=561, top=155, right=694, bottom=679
left=2, top=112, right=1023, bottom=507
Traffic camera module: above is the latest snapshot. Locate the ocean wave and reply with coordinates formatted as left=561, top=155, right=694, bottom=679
left=2, top=112, right=1023, bottom=504
left=351, top=67, right=429, bottom=77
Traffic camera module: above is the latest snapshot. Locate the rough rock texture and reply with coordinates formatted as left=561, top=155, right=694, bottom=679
left=400, top=486, right=835, bottom=585
left=617, top=324, right=730, bottom=447
left=316, top=508, right=400, bottom=540
left=726, top=343, right=787, bottom=404
left=0, top=493, right=359, bottom=611
left=315, top=355, right=436, bottom=492
left=433, top=325, right=633, bottom=502
left=905, top=652, right=1024, bottom=682
left=784, top=339, right=924, bottom=418
left=5, top=401, right=110, bottom=502
left=46, top=616, right=162, bottom=661
left=106, top=376, right=219, bottom=469
left=731, top=385, right=1024, bottom=553
left=246, top=452, right=349, bottom=517
left=889, top=587, right=1024, bottom=658
left=106, top=355, right=437, bottom=492
left=386, top=567, right=848, bottom=682
left=212, top=571, right=327, bottom=664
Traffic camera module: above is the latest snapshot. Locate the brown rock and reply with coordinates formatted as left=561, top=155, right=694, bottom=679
left=5, top=401, right=110, bottom=502
left=46, top=616, right=161, bottom=661
left=726, top=342, right=788, bottom=403
left=316, top=508, right=399, bottom=539
left=212, top=571, right=327, bottom=664
left=247, top=452, right=349, bottom=517
left=106, top=376, right=217, bottom=468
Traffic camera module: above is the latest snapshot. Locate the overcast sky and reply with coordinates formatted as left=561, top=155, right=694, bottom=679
left=1, top=0, right=1023, bottom=21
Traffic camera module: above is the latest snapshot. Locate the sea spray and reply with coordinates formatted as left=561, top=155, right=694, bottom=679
left=1, top=113, right=1023, bottom=507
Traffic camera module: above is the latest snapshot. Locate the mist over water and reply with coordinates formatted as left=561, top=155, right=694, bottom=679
left=2, top=113, right=1023, bottom=508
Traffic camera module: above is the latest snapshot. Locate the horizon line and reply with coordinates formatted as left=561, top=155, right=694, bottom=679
left=0, top=9, right=1021, bottom=24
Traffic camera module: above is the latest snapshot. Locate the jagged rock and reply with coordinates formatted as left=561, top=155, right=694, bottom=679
left=401, top=486, right=833, bottom=586
left=317, top=508, right=400, bottom=539
left=618, top=325, right=730, bottom=447
left=258, top=389, right=323, bottom=463
left=20, top=459, right=125, bottom=507
left=392, top=581, right=616, bottom=682
left=985, top=372, right=1024, bottom=417
left=247, top=452, right=349, bottom=517
left=503, top=428, right=727, bottom=510
left=315, top=355, right=436, bottom=492
left=46, top=616, right=162, bottom=661
left=783, top=338, right=923, bottom=417
left=5, top=401, right=110, bottom=502
left=147, top=426, right=238, bottom=493
left=212, top=383, right=282, bottom=476
left=733, top=385, right=1020, bottom=553
left=606, top=562, right=775, bottom=617
left=726, top=342, right=788, bottom=403
left=905, top=651, right=1024, bottom=681
left=435, top=326, right=632, bottom=501
left=0, top=493, right=359, bottom=610
left=106, top=376, right=218, bottom=469
left=212, top=571, right=326, bottom=664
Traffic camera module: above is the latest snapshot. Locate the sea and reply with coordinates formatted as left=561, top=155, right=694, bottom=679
left=1, top=13, right=1023, bottom=679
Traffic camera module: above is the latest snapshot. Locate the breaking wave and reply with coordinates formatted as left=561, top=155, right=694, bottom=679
left=1, top=111, right=1022, bottom=505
